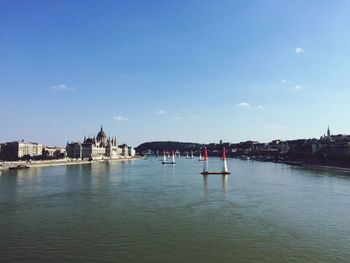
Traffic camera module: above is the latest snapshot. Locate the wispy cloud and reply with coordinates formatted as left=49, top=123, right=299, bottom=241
left=155, top=110, right=166, bottom=114
left=292, top=85, right=304, bottom=91
left=190, top=115, right=200, bottom=119
left=235, top=102, right=250, bottom=108
left=281, top=80, right=305, bottom=92
left=174, top=116, right=183, bottom=120
left=281, top=80, right=291, bottom=85
left=295, top=47, right=304, bottom=54
left=50, top=84, right=75, bottom=91
left=113, top=115, right=128, bottom=121
left=235, top=102, right=264, bottom=109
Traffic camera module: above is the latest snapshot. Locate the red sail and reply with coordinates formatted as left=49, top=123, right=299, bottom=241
left=222, top=147, right=226, bottom=160
left=204, top=147, right=208, bottom=160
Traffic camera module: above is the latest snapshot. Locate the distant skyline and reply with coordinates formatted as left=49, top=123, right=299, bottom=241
left=1, top=0, right=350, bottom=146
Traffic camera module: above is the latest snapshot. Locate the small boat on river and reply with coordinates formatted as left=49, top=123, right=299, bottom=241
left=9, top=164, right=30, bottom=170
left=200, top=147, right=230, bottom=175
left=161, top=150, right=176, bottom=165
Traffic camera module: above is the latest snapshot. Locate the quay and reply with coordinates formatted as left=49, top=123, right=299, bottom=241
left=0, top=157, right=143, bottom=171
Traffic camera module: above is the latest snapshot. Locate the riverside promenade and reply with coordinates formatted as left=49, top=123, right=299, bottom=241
left=0, top=157, right=142, bottom=170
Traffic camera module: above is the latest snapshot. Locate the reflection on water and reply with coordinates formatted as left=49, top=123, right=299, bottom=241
left=222, top=175, right=228, bottom=196
left=203, top=175, right=208, bottom=200
left=1, top=158, right=350, bottom=262
left=202, top=174, right=228, bottom=199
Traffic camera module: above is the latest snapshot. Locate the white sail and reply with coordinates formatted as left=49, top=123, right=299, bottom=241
left=172, top=151, right=176, bottom=164
left=203, top=147, right=208, bottom=173
left=222, top=147, right=228, bottom=173
left=203, top=160, right=208, bottom=173
left=222, top=160, right=228, bottom=173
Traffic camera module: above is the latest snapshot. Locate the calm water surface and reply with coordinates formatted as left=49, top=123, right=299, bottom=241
left=1, top=158, right=350, bottom=262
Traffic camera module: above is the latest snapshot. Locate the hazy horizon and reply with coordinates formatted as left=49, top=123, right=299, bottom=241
left=2, top=1, right=350, bottom=147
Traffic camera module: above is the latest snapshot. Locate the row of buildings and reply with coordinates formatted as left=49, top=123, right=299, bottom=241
left=207, top=127, right=350, bottom=167
left=137, top=126, right=350, bottom=167
left=227, top=127, right=350, bottom=158
left=0, top=141, right=66, bottom=161
left=0, top=126, right=135, bottom=161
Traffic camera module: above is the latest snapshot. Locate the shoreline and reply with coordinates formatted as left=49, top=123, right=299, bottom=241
left=259, top=160, right=350, bottom=173
left=301, top=163, right=350, bottom=173
left=1, top=157, right=144, bottom=170
left=233, top=156, right=350, bottom=173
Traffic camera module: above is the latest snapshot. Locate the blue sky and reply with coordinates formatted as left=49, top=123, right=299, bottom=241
left=1, top=0, right=350, bottom=147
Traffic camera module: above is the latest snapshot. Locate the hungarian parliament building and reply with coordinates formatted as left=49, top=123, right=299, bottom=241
left=66, top=126, right=135, bottom=160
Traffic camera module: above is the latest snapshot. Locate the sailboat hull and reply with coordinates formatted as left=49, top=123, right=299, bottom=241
left=162, top=162, right=176, bottom=165
left=201, top=171, right=230, bottom=175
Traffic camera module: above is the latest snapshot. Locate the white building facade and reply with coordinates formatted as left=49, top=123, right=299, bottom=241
left=66, top=126, right=134, bottom=160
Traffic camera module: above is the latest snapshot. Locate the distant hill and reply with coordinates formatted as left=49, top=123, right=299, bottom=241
left=136, top=141, right=202, bottom=153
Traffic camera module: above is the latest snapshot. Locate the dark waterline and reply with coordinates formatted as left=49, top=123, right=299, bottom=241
left=1, top=158, right=350, bottom=262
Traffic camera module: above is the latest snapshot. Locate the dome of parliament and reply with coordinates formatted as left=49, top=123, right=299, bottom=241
left=97, top=126, right=107, bottom=142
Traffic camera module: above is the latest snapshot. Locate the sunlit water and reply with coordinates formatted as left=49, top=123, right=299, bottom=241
left=1, top=158, right=350, bottom=262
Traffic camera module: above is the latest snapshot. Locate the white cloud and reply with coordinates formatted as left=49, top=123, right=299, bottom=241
left=235, top=102, right=250, bottom=108
left=281, top=80, right=288, bottom=84
left=293, top=85, right=304, bottom=91
left=174, top=116, right=183, bottom=120
left=235, top=102, right=264, bottom=109
left=190, top=115, right=200, bottom=119
left=50, top=84, right=75, bottom=91
left=155, top=110, right=166, bottom=114
left=113, top=115, right=128, bottom=121
left=295, top=47, right=304, bottom=54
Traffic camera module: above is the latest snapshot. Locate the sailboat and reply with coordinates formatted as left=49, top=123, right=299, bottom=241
left=186, top=150, right=194, bottom=159
left=161, top=149, right=176, bottom=165
left=171, top=150, right=176, bottom=164
left=161, top=149, right=167, bottom=163
left=198, top=150, right=205, bottom=161
left=200, top=147, right=230, bottom=175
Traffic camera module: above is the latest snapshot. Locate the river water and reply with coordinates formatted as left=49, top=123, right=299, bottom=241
left=1, top=157, right=350, bottom=262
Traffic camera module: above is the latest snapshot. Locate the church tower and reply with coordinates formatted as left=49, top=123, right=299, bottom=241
left=327, top=126, right=331, bottom=137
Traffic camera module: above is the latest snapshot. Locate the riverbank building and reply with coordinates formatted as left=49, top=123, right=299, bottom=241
left=66, top=126, right=134, bottom=160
